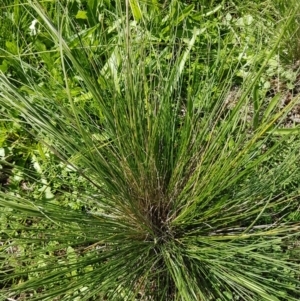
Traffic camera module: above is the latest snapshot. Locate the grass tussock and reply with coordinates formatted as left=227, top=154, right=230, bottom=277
left=0, top=0, right=300, bottom=300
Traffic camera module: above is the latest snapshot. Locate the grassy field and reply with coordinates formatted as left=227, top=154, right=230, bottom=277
left=1, top=1, right=300, bottom=300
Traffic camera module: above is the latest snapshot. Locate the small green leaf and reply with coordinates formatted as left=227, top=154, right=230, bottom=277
left=236, top=15, right=254, bottom=26
left=0, top=60, right=9, bottom=73
left=5, top=41, right=18, bottom=55
left=224, top=291, right=233, bottom=300
left=244, top=14, right=254, bottom=25
left=263, top=81, right=271, bottom=89
left=262, top=93, right=281, bottom=121
left=226, top=13, right=232, bottom=21
left=76, top=10, right=88, bottom=20
left=129, top=0, right=142, bottom=22
left=174, top=4, right=194, bottom=25
left=228, top=137, right=235, bottom=149
left=271, top=127, right=300, bottom=135
left=44, top=186, right=54, bottom=199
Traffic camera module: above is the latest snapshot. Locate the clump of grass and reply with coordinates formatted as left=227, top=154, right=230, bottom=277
left=1, top=1, right=300, bottom=300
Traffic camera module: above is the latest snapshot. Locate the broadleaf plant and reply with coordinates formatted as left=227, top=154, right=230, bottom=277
left=0, top=0, right=300, bottom=300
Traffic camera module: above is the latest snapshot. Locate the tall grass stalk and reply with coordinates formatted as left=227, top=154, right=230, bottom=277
left=1, top=1, right=300, bottom=300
